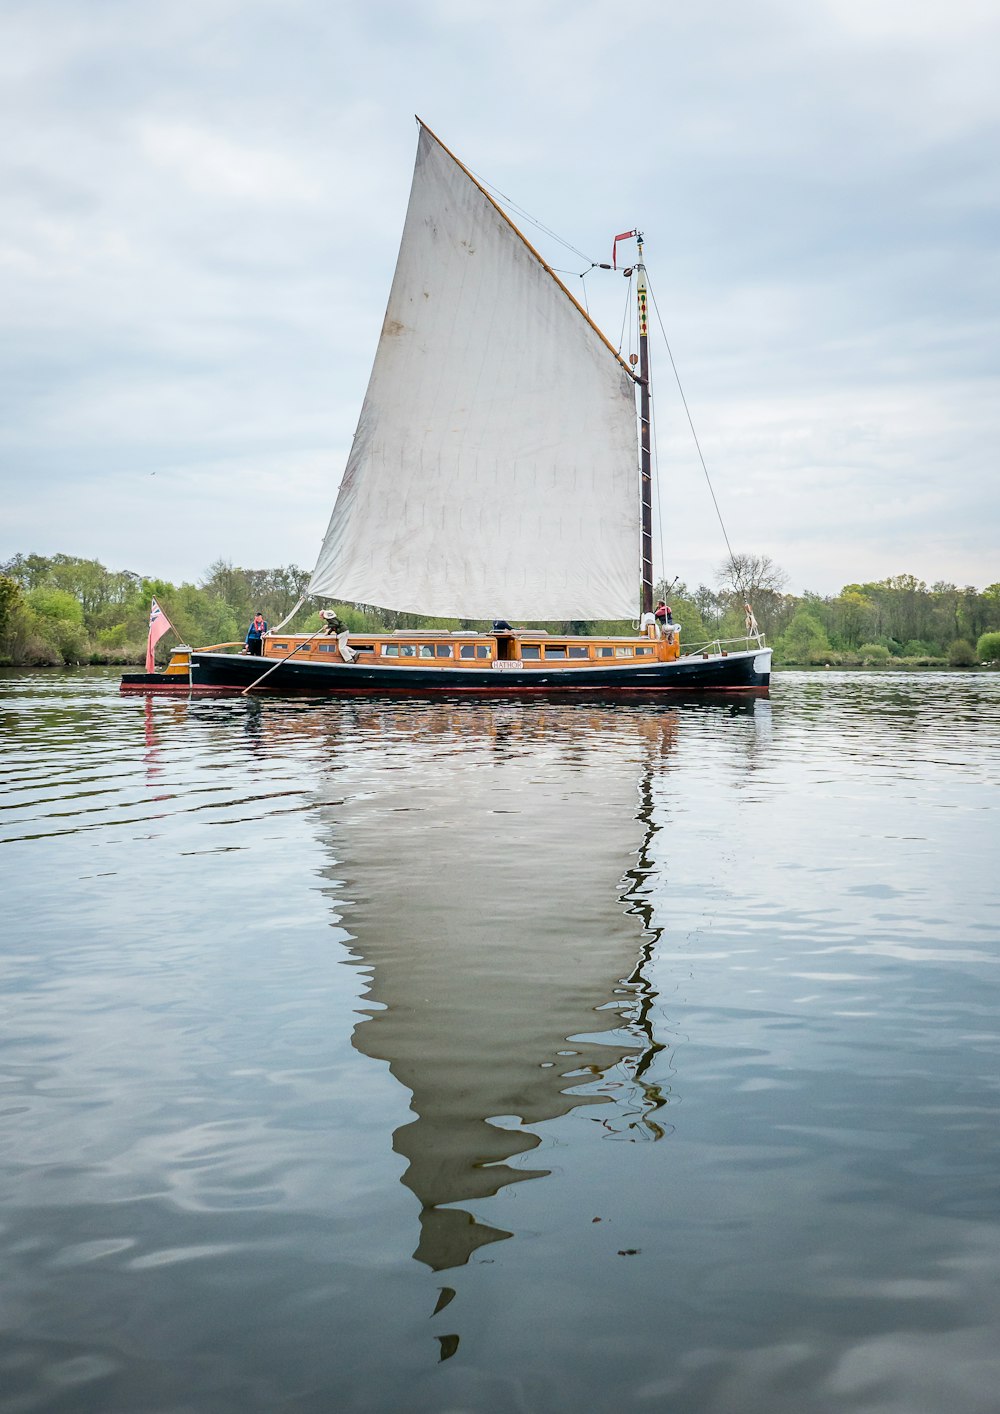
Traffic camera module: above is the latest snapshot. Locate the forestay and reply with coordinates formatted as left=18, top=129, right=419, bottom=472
left=309, top=123, right=641, bottom=621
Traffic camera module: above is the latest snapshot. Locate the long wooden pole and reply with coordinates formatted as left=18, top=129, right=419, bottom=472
left=636, top=235, right=654, bottom=615
left=240, top=627, right=328, bottom=697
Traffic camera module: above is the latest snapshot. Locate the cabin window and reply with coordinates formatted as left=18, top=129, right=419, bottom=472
left=272, top=643, right=288, bottom=652
left=568, top=645, right=588, bottom=659
left=520, top=645, right=540, bottom=660
left=615, top=647, right=631, bottom=658
left=459, top=643, right=492, bottom=660
left=597, top=646, right=614, bottom=658
left=435, top=644, right=453, bottom=658
left=636, top=646, right=652, bottom=657
left=381, top=644, right=398, bottom=657
left=318, top=643, right=337, bottom=653
left=418, top=645, right=434, bottom=658
left=545, top=646, right=567, bottom=659
left=400, top=644, right=416, bottom=657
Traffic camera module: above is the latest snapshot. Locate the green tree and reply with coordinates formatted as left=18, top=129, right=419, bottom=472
left=948, top=639, right=976, bottom=667
left=201, top=561, right=310, bottom=628
left=977, top=631, right=1000, bottom=663
left=692, top=583, right=723, bottom=632
left=0, top=574, right=28, bottom=662
left=0, top=574, right=24, bottom=640
left=777, top=611, right=831, bottom=664
left=850, top=573, right=938, bottom=646
left=652, top=579, right=708, bottom=645
left=1, top=553, right=57, bottom=590
left=24, top=586, right=87, bottom=662
left=28, top=586, right=84, bottom=625
left=829, top=589, right=876, bottom=648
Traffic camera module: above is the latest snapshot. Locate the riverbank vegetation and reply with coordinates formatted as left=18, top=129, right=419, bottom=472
left=1, top=551, right=998, bottom=668
left=675, top=557, right=1000, bottom=668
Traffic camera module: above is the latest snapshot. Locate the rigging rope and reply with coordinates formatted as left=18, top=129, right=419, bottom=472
left=271, top=595, right=307, bottom=632
left=470, top=173, right=596, bottom=265
left=645, top=274, right=736, bottom=568
left=461, top=159, right=740, bottom=579
left=577, top=271, right=590, bottom=316
left=616, top=270, right=633, bottom=358
left=468, top=169, right=632, bottom=344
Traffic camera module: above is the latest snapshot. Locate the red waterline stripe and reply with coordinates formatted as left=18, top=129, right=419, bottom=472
left=122, top=682, right=768, bottom=698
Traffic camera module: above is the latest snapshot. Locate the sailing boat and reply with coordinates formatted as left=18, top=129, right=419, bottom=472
left=122, top=121, right=771, bottom=698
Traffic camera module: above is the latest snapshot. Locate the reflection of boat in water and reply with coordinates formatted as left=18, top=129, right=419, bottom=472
left=124, top=120, right=770, bottom=698
left=305, top=702, right=676, bottom=1274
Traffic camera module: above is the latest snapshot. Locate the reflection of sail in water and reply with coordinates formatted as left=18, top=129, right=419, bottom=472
left=311, top=703, right=674, bottom=1273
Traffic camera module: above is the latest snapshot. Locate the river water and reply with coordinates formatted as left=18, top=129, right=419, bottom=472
left=1, top=668, right=998, bottom=1414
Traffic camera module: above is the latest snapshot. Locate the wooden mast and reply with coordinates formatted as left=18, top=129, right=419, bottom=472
left=636, top=235, right=654, bottom=615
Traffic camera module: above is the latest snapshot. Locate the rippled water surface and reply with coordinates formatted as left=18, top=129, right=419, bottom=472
left=2, top=668, right=999, bottom=1413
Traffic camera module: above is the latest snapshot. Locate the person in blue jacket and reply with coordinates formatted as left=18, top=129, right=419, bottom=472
left=245, top=612, right=267, bottom=656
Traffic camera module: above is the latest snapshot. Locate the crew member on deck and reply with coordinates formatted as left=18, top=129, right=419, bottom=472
left=320, top=610, right=357, bottom=663
left=245, top=612, right=267, bottom=656
left=654, top=601, right=672, bottom=627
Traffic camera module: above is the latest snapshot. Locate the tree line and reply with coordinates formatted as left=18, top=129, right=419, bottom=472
left=1, top=551, right=998, bottom=668
left=0, top=556, right=310, bottom=667
left=688, top=556, right=1000, bottom=667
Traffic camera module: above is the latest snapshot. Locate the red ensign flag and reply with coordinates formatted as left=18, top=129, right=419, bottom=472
left=145, top=597, right=172, bottom=672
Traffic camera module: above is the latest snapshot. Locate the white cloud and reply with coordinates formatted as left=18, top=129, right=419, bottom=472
left=137, top=121, right=324, bottom=204
left=1, top=0, right=998, bottom=596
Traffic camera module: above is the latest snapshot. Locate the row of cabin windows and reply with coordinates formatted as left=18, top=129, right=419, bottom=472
left=381, top=643, right=490, bottom=659
left=270, top=642, right=374, bottom=654
left=378, top=642, right=655, bottom=661
left=271, top=641, right=654, bottom=661
left=521, top=644, right=654, bottom=660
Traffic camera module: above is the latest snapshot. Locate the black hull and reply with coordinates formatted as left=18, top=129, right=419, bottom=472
left=122, top=648, right=771, bottom=697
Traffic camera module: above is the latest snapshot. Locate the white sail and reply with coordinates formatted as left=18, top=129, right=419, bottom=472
left=308, top=124, right=640, bottom=621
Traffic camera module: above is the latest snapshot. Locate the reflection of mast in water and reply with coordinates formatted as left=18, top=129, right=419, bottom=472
left=607, top=695, right=774, bottom=1137
left=310, top=702, right=677, bottom=1276
left=591, top=711, right=680, bottom=1142
left=618, top=775, right=673, bottom=1136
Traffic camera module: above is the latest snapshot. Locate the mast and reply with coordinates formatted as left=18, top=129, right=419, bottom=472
left=636, top=235, right=653, bottom=615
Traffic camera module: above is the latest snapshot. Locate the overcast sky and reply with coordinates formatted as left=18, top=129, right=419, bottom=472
left=2, top=0, right=997, bottom=597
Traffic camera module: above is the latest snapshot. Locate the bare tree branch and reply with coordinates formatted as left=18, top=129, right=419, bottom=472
left=717, top=553, right=788, bottom=601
